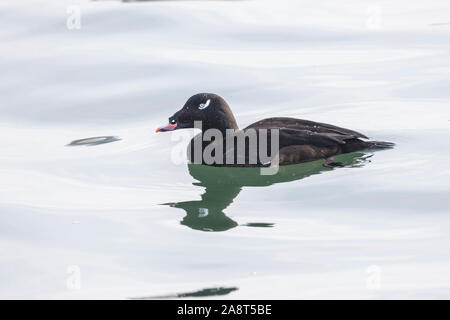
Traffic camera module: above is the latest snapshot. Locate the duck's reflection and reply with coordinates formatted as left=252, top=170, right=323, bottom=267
left=164, top=152, right=371, bottom=232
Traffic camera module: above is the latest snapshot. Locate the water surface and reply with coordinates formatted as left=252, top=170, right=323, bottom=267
left=1, top=0, right=450, bottom=299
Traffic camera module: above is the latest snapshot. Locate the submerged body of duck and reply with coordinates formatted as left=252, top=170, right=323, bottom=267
left=156, top=93, right=394, bottom=166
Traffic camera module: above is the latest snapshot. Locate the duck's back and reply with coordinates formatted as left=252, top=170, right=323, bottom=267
left=241, top=117, right=374, bottom=165
left=244, top=117, right=368, bottom=139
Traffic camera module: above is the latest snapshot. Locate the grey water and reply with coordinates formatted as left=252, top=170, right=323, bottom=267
left=1, top=0, right=450, bottom=299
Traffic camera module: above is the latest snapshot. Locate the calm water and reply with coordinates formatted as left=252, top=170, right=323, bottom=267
left=1, top=0, right=450, bottom=299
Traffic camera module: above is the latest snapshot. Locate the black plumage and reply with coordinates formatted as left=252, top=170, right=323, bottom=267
left=156, top=93, right=394, bottom=166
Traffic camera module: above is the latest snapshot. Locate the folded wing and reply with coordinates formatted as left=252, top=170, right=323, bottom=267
left=246, top=117, right=369, bottom=139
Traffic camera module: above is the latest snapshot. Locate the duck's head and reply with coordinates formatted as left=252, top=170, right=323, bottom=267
left=156, top=93, right=238, bottom=133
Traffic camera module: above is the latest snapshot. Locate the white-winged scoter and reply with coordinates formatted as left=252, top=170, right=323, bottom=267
left=156, top=93, right=394, bottom=167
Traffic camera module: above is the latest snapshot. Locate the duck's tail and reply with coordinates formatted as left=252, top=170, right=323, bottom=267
left=342, top=139, right=395, bottom=153
left=365, top=140, right=395, bottom=150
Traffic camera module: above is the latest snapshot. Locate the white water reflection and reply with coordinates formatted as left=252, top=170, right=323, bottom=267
left=1, top=0, right=450, bottom=299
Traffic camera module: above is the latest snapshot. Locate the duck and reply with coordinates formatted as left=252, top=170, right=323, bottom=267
left=156, top=93, right=394, bottom=167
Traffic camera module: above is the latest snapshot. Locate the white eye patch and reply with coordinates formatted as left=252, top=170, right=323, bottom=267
left=199, top=99, right=211, bottom=110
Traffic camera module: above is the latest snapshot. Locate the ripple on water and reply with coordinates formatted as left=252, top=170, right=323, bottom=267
left=129, top=286, right=239, bottom=299
left=66, top=136, right=122, bottom=147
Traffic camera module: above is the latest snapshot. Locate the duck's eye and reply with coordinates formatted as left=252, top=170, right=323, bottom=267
left=170, top=119, right=176, bottom=124
left=199, top=99, right=211, bottom=110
